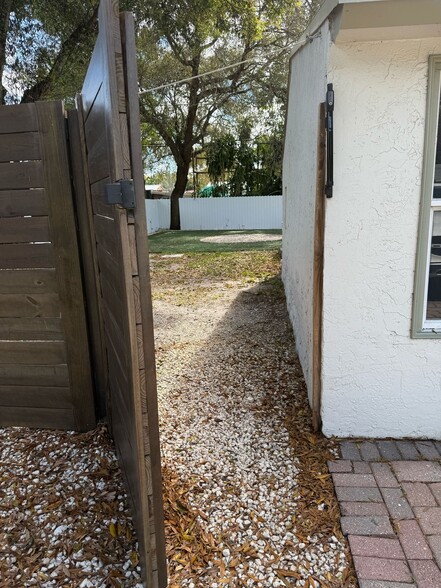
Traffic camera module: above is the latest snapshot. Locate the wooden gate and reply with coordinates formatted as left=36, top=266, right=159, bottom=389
left=0, top=102, right=95, bottom=431
left=70, top=1, right=167, bottom=585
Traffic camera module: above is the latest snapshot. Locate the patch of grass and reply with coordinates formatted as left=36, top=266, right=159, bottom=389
left=148, top=230, right=282, bottom=254
left=150, top=250, right=281, bottom=289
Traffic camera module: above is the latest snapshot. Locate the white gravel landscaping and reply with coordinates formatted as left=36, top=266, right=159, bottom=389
left=0, top=426, right=142, bottom=588
left=152, top=252, right=354, bottom=588
left=0, top=249, right=355, bottom=588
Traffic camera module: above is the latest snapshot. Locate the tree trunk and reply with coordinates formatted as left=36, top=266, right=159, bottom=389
left=170, top=160, right=190, bottom=230
left=0, top=1, right=12, bottom=104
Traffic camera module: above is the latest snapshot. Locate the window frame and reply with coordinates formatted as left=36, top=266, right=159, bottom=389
left=412, top=55, right=441, bottom=338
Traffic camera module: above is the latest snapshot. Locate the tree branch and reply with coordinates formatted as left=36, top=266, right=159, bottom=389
left=21, top=3, right=99, bottom=103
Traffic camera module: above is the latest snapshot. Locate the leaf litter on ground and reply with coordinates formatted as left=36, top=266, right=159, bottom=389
left=153, top=250, right=357, bottom=587
left=0, top=249, right=357, bottom=588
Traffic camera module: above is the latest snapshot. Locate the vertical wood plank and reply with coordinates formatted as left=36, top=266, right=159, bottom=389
left=116, top=205, right=154, bottom=588
left=68, top=103, right=108, bottom=420
left=312, top=103, right=326, bottom=433
left=121, top=11, right=167, bottom=586
left=35, top=101, right=96, bottom=432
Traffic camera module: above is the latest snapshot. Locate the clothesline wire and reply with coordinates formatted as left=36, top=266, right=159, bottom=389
left=138, top=32, right=320, bottom=95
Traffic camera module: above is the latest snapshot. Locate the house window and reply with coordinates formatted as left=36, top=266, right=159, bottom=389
left=413, top=56, right=441, bottom=337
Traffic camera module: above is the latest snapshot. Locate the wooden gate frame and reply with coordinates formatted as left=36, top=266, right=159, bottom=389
left=0, top=2, right=167, bottom=584
left=71, top=1, right=167, bottom=585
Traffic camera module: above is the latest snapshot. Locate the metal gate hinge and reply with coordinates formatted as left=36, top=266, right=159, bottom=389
left=105, top=179, right=136, bottom=209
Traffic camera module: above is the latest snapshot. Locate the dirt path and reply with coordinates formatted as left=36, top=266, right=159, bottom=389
left=151, top=251, right=356, bottom=588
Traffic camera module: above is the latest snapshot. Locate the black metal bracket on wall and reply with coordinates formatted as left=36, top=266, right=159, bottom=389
left=105, top=179, right=136, bottom=209
left=325, top=83, right=334, bottom=198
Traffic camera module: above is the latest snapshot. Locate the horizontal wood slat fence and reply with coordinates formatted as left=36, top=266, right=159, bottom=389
left=0, top=102, right=95, bottom=431
left=0, top=2, right=167, bottom=585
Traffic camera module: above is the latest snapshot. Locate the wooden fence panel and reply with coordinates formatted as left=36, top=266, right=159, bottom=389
left=79, top=1, right=166, bottom=585
left=0, top=101, right=95, bottom=431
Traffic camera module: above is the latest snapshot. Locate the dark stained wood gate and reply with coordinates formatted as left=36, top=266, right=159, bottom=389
left=71, top=1, right=167, bottom=586
left=0, top=1, right=166, bottom=584
left=0, top=102, right=95, bottom=432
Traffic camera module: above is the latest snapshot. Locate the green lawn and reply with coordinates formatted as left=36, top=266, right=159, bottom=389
left=148, top=230, right=282, bottom=254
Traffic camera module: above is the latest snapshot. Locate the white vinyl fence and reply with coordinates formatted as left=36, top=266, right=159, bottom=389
left=146, top=196, right=282, bottom=234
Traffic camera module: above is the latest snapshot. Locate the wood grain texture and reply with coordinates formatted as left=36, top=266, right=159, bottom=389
left=0, top=131, right=41, bottom=162
left=0, top=341, right=67, bottom=364
left=91, top=178, right=115, bottom=217
left=0, top=318, right=63, bottom=340
left=94, top=213, right=119, bottom=257
left=0, top=385, right=71, bottom=407
left=0, top=269, right=57, bottom=294
left=312, top=103, right=326, bottom=434
left=0, top=216, right=50, bottom=244
left=36, top=101, right=95, bottom=432
left=78, top=4, right=164, bottom=585
left=82, top=0, right=123, bottom=183
left=85, top=101, right=112, bottom=184
left=0, top=161, right=44, bottom=189
left=0, top=243, right=54, bottom=269
left=68, top=104, right=108, bottom=421
left=0, top=364, right=69, bottom=387
left=0, top=103, right=38, bottom=134
left=0, top=406, right=74, bottom=429
left=0, top=189, right=48, bottom=218
left=0, top=293, right=60, bottom=318
left=121, top=11, right=167, bottom=584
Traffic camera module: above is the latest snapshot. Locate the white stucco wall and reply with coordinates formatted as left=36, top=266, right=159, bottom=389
left=321, top=37, right=441, bottom=438
left=282, top=22, right=331, bottom=401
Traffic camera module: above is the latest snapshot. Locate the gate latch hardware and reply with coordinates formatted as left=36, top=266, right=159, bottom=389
left=105, top=179, right=136, bottom=209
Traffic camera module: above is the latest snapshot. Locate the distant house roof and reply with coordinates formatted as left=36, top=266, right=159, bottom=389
left=292, top=0, right=441, bottom=56
left=145, top=184, right=164, bottom=191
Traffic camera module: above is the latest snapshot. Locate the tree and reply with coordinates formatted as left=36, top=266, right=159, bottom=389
left=1, top=1, right=102, bottom=105
left=206, top=123, right=283, bottom=196
left=136, top=0, right=319, bottom=229
left=0, top=1, right=150, bottom=104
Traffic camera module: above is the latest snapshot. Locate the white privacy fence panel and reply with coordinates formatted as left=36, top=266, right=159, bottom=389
left=146, top=196, right=282, bottom=233
left=146, top=199, right=170, bottom=234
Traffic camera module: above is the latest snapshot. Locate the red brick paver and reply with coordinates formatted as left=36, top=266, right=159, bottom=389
left=397, top=520, right=432, bottom=560
left=330, top=439, right=441, bottom=587
left=429, top=483, right=441, bottom=505
left=358, top=582, right=416, bottom=588
left=341, top=515, right=395, bottom=537
left=392, top=461, right=441, bottom=483
left=371, top=462, right=400, bottom=488
left=353, top=556, right=413, bottom=582
left=414, top=507, right=441, bottom=535
left=340, top=501, right=389, bottom=517
left=332, top=473, right=377, bottom=487
left=402, top=482, right=437, bottom=507
left=348, top=536, right=405, bottom=560
left=409, top=560, right=441, bottom=587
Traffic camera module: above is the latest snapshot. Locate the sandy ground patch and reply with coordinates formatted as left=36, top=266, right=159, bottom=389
left=200, top=233, right=282, bottom=244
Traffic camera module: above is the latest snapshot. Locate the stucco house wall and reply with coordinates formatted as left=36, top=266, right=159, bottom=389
left=321, top=37, right=441, bottom=438
left=282, top=21, right=331, bottom=402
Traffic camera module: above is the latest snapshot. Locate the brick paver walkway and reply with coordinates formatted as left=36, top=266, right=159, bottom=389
left=330, top=440, right=441, bottom=587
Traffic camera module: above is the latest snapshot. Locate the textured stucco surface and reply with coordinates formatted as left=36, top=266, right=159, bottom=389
left=282, top=22, right=331, bottom=402
left=321, top=38, right=441, bottom=438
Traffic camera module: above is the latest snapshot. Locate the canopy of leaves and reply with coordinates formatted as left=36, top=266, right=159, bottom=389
left=206, top=124, right=283, bottom=196
left=136, top=0, right=321, bottom=188
left=1, top=0, right=151, bottom=104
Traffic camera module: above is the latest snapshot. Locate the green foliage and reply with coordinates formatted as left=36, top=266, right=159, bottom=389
left=148, top=230, right=282, bottom=254
left=136, top=0, right=319, bottom=213
left=2, top=0, right=100, bottom=104
left=205, top=125, right=283, bottom=196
